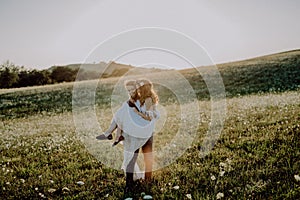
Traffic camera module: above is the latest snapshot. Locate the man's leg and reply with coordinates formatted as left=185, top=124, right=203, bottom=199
left=125, top=148, right=139, bottom=190
left=142, top=136, right=153, bottom=181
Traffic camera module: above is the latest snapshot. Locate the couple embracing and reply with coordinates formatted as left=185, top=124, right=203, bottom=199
left=100, top=79, right=159, bottom=199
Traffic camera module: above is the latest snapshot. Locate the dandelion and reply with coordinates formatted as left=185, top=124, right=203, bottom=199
left=295, top=175, right=300, bottom=182
left=48, top=188, right=56, bottom=193
left=173, top=185, right=179, bottom=190
left=186, top=194, right=192, bottom=199
left=216, top=192, right=224, bottom=199
left=76, top=181, right=85, bottom=185
left=219, top=162, right=227, bottom=169
left=219, top=171, right=225, bottom=177
left=38, top=193, right=45, bottom=198
left=211, top=175, right=216, bottom=181
left=62, top=187, right=70, bottom=192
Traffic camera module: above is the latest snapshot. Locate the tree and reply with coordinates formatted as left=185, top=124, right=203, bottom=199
left=50, top=67, right=78, bottom=83
left=17, top=69, right=51, bottom=87
left=0, top=61, right=19, bottom=88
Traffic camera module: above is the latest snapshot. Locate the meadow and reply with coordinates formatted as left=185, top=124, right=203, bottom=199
left=0, top=50, right=300, bottom=199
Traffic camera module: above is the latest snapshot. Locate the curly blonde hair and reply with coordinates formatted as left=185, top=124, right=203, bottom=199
left=136, top=79, right=159, bottom=105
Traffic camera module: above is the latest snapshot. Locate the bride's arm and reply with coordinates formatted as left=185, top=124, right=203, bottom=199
left=144, top=97, right=159, bottom=120
left=133, top=108, right=151, bottom=121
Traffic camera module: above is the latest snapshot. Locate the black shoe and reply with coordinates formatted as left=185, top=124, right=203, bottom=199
left=95, top=133, right=112, bottom=140
left=123, top=186, right=133, bottom=199
left=106, top=134, right=113, bottom=140
left=112, top=135, right=124, bottom=147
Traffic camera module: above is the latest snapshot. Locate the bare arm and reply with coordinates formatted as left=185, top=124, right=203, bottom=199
left=144, top=97, right=158, bottom=120
left=133, top=108, right=151, bottom=121
left=145, top=97, right=154, bottom=111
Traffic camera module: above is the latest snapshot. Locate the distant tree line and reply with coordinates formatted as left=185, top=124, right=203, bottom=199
left=0, top=61, right=80, bottom=88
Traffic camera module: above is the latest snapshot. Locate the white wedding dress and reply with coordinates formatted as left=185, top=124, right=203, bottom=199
left=113, top=100, right=159, bottom=179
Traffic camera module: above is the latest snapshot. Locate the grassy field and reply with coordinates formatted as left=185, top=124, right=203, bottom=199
left=0, top=50, right=300, bottom=199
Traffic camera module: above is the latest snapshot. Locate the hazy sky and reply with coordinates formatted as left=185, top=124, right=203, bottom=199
left=0, top=0, right=299, bottom=69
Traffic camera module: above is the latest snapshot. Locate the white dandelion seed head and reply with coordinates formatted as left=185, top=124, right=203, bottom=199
left=216, top=192, right=224, bottom=199
left=186, top=194, right=192, bottom=199
left=219, top=171, right=225, bottom=177
left=173, top=185, right=180, bottom=190
left=211, top=175, right=216, bottom=181
left=294, top=175, right=300, bottom=181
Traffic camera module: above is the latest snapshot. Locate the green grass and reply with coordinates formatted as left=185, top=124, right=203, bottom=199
left=0, top=50, right=300, bottom=199
left=1, top=90, right=300, bottom=199
left=1, top=50, right=299, bottom=119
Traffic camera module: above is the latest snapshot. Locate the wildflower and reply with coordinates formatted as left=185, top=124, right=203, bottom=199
left=20, top=179, right=25, bottom=183
left=186, top=194, right=192, bottom=199
left=104, top=194, right=109, bottom=198
left=48, top=188, right=56, bottom=193
left=62, top=187, right=70, bottom=192
left=173, top=185, right=179, bottom=190
left=219, top=171, right=225, bottom=177
left=295, top=175, right=300, bottom=182
left=211, top=175, right=216, bottom=181
left=77, top=181, right=85, bottom=185
left=216, top=192, right=224, bottom=199
left=219, top=162, right=227, bottom=169
left=38, top=193, right=46, bottom=198
left=49, top=180, right=54, bottom=184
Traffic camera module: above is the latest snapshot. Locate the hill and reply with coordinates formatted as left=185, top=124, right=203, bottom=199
left=48, top=61, right=165, bottom=80
left=179, top=49, right=300, bottom=98
left=0, top=49, right=299, bottom=118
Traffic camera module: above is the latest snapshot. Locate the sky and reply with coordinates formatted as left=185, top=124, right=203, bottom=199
left=0, top=0, right=299, bottom=69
